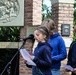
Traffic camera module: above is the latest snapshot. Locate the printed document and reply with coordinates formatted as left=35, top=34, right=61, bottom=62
left=20, top=49, right=36, bottom=66
left=65, top=65, right=73, bottom=71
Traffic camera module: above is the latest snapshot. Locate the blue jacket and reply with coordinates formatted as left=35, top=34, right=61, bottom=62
left=32, top=42, right=52, bottom=75
left=48, top=33, right=67, bottom=69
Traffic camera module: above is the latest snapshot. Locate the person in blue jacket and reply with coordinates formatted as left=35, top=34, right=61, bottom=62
left=26, top=26, right=52, bottom=75
left=41, top=19, right=67, bottom=75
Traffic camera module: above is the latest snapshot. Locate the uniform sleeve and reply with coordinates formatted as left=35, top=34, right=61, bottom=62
left=67, top=42, right=76, bottom=68
left=72, top=42, right=76, bottom=68
left=67, top=48, right=72, bottom=65
left=33, top=47, right=52, bottom=69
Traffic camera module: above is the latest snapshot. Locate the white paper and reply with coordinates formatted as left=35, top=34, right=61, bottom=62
left=65, top=65, right=74, bottom=71
left=20, top=49, right=36, bottom=66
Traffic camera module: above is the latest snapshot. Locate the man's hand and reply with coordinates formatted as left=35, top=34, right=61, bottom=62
left=24, top=60, right=27, bottom=63
left=65, top=68, right=71, bottom=72
left=72, top=68, right=76, bottom=74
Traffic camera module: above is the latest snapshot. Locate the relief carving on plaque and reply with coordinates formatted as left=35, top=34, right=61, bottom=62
left=0, top=0, right=20, bottom=23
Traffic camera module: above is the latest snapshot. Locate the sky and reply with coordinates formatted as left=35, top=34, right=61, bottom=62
left=43, top=0, right=51, bottom=7
left=43, top=0, right=51, bottom=13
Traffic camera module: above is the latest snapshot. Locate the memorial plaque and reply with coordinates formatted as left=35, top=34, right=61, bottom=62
left=0, top=0, right=24, bottom=26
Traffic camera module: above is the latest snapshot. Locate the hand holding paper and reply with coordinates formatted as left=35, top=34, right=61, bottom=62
left=29, top=55, right=35, bottom=60
left=20, top=49, right=36, bottom=66
left=65, top=65, right=74, bottom=71
left=73, top=68, right=76, bottom=74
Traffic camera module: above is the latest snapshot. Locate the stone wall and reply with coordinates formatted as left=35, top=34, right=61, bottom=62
left=51, top=3, right=74, bottom=36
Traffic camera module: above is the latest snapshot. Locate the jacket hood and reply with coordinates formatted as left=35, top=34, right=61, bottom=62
left=50, top=33, right=60, bottom=39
